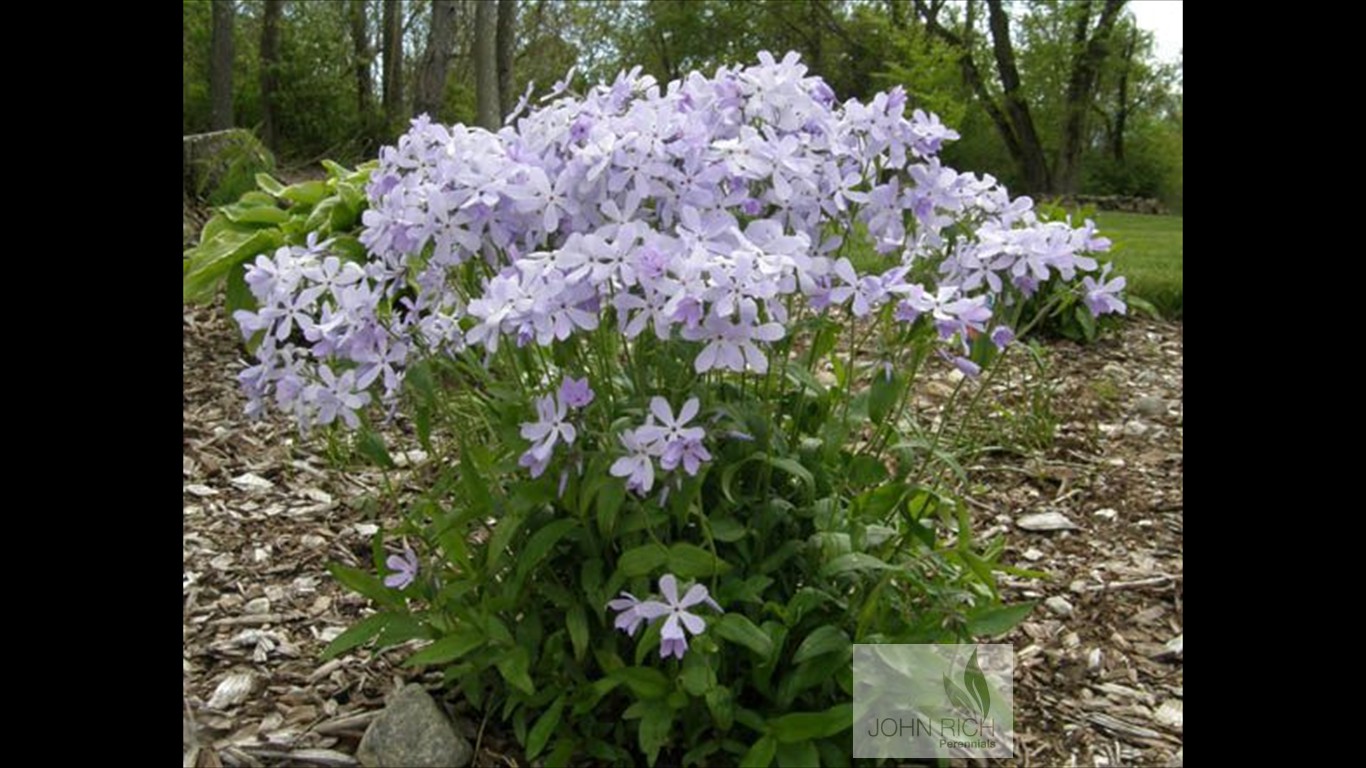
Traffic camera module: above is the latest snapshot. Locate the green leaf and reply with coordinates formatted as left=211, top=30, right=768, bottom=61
left=321, top=612, right=391, bottom=660
left=404, top=625, right=486, bottom=666
left=708, top=516, right=747, bottom=543
left=965, top=602, right=1035, bottom=637
left=766, top=703, right=853, bottom=743
left=357, top=430, right=396, bottom=469
left=525, top=694, right=565, bottom=761
left=714, top=614, right=773, bottom=660
left=739, top=735, right=777, bottom=768
left=183, top=229, right=279, bottom=303
left=614, top=666, right=670, bottom=699
left=327, top=563, right=398, bottom=609
left=680, top=655, right=714, bottom=696
left=820, top=552, right=897, bottom=577
left=280, top=179, right=328, bottom=206
left=705, top=685, right=734, bottom=731
left=764, top=455, right=814, bottom=496
left=375, top=613, right=432, bottom=649
left=775, top=739, right=820, bottom=768
left=515, top=519, right=578, bottom=583
left=792, top=626, right=851, bottom=665
left=617, top=543, right=669, bottom=577
left=224, top=259, right=256, bottom=318
left=668, top=543, right=731, bottom=578
left=255, top=173, right=286, bottom=196
left=221, top=203, right=289, bottom=225
left=868, top=367, right=903, bottom=424
left=566, top=604, right=589, bottom=662
left=637, top=699, right=673, bottom=766
left=596, top=479, right=626, bottom=538
left=496, top=646, right=535, bottom=696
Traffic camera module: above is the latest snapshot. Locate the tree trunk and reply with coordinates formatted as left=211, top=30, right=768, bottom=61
left=210, top=0, right=235, bottom=131
left=496, top=0, right=517, bottom=118
left=474, top=0, right=500, bottom=129
left=1111, top=24, right=1137, bottom=163
left=984, top=0, right=1051, bottom=194
left=260, top=0, right=283, bottom=151
left=351, top=0, right=373, bottom=120
left=415, top=0, right=458, bottom=118
left=382, top=0, right=404, bottom=123
left=1054, top=0, right=1125, bottom=194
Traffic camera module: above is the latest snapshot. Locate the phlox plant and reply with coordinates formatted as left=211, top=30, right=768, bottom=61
left=230, top=52, right=1123, bottom=766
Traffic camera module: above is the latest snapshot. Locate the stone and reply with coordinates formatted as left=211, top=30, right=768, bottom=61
left=358, top=684, right=472, bottom=768
left=1093, top=508, right=1118, bottom=521
left=1016, top=510, right=1078, bottom=531
left=1135, top=396, right=1166, bottom=418
left=1021, top=547, right=1045, bottom=561
left=1123, top=420, right=1150, bottom=437
left=1155, top=699, right=1183, bottom=729
left=1044, top=596, right=1074, bottom=617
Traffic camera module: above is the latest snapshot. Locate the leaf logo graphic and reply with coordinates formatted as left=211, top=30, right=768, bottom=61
left=963, top=648, right=991, bottom=720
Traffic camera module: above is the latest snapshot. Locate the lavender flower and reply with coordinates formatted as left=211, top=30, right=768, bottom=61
left=606, top=574, right=723, bottom=660
left=384, top=545, right=419, bottom=589
left=1082, top=265, right=1127, bottom=316
left=610, top=428, right=656, bottom=495
left=558, top=376, right=595, bottom=408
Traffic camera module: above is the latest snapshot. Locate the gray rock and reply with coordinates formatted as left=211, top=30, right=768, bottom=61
left=1135, top=396, right=1166, bottom=418
left=358, top=684, right=473, bottom=768
left=1044, top=596, right=1074, bottom=617
left=1016, top=510, right=1078, bottom=531
left=1092, top=508, right=1118, bottom=521
left=1123, top=420, right=1150, bottom=437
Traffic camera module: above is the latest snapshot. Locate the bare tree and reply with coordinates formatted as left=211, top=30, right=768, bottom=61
left=474, top=0, right=500, bottom=129
left=415, top=0, right=458, bottom=118
left=260, top=0, right=283, bottom=151
left=351, top=0, right=374, bottom=120
left=497, top=0, right=517, bottom=117
left=382, top=0, right=404, bottom=122
left=210, top=0, right=235, bottom=130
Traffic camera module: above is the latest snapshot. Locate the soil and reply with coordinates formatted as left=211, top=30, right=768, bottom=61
left=182, top=301, right=1182, bottom=767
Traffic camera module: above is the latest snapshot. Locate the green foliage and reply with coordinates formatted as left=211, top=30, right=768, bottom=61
left=321, top=293, right=1035, bottom=766
left=182, top=160, right=373, bottom=308
left=1097, top=212, right=1183, bottom=318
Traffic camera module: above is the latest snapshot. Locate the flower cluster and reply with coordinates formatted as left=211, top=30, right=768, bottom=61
left=234, top=50, right=1118, bottom=440
left=608, top=573, right=724, bottom=660
left=518, top=375, right=595, bottom=478
left=610, top=397, right=711, bottom=495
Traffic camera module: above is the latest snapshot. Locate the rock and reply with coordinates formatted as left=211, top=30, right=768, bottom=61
left=1155, top=699, right=1183, bottom=729
left=1021, top=547, right=1045, bottom=561
left=1093, top=508, right=1118, bottom=521
left=206, top=671, right=258, bottom=710
left=357, top=684, right=472, bottom=768
left=183, top=129, right=275, bottom=206
left=1123, top=420, right=1150, bottom=437
left=1016, top=510, right=1078, bottom=531
left=1135, top=396, right=1166, bottom=418
left=231, top=472, right=275, bottom=493
left=1044, top=596, right=1074, bottom=617
left=1155, top=633, right=1183, bottom=660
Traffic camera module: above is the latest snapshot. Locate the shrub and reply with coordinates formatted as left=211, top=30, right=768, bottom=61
left=223, top=52, right=1123, bottom=766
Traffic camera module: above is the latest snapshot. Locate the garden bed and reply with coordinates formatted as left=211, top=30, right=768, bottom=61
left=183, top=301, right=1182, bottom=767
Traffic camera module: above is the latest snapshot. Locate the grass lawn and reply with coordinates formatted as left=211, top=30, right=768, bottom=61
left=1096, top=212, right=1183, bottom=319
